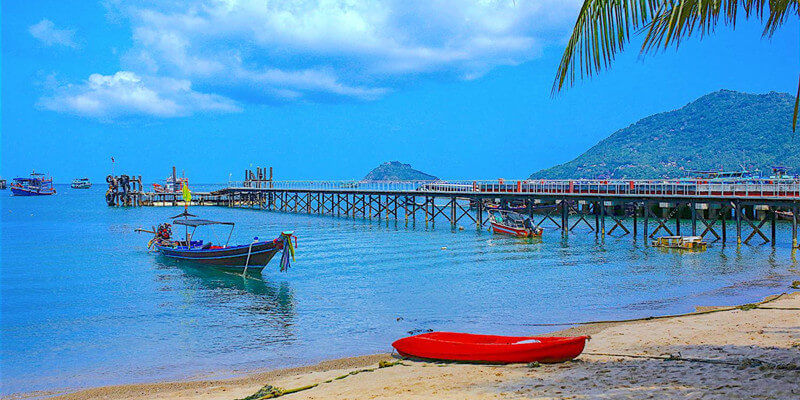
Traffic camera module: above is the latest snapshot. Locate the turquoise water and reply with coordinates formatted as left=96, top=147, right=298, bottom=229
left=1, top=185, right=798, bottom=394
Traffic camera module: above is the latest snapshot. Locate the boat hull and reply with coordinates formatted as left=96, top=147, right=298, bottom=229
left=155, top=240, right=282, bottom=270
left=490, top=222, right=540, bottom=238
left=10, top=187, right=56, bottom=196
left=392, top=332, right=589, bottom=364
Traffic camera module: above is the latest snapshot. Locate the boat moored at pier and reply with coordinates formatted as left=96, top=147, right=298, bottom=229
left=651, top=236, right=707, bottom=251
left=489, top=210, right=543, bottom=238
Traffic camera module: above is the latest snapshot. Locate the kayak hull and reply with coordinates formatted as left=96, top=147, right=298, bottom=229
left=392, top=332, right=589, bottom=364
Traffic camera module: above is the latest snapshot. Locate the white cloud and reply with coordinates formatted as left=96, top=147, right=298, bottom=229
left=42, top=1, right=580, bottom=119
left=29, top=19, right=78, bottom=48
left=114, top=0, right=580, bottom=103
left=39, top=71, right=240, bottom=120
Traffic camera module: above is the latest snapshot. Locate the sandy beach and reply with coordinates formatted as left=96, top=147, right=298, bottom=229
left=13, top=290, right=797, bottom=400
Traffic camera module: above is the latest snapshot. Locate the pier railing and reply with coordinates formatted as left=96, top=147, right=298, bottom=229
left=227, top=179, right=800, bottom=199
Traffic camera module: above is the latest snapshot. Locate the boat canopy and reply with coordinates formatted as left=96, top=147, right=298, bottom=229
left=173, top=219, right=235, bottom=227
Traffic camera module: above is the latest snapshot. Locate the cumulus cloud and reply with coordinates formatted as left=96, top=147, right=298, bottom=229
left=117, top=0, right=580, bottom=103
left=42, top=1, right=580, bottom=118
left=39, top=71, right=240, bottom=119
left=29, top=19, right=78, bottom=48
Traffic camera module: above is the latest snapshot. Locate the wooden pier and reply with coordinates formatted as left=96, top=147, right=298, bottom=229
left=132, top=174, right=800, bottom=249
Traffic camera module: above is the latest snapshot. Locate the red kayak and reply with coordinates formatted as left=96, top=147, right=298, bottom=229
left=392, top=332, right=589, bottom=364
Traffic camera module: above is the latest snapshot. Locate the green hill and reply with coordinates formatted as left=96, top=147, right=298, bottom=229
left=364, top=161, right=438, bottom=181
left=530, top=90, right=799, bottom=179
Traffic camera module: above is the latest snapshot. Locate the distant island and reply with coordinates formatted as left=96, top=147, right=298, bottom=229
left=530, top=89, right=799, bottom=179
left=363, top=161, right=438, bottom=181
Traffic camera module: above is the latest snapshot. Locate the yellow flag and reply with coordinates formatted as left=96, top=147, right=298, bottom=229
left=181, top=182, right=191, bottom=203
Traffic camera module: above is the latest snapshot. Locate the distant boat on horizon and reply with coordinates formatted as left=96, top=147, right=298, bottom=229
left=10, top=171, right=56, bottom=196
left=71, top=177, right=92, bottom=189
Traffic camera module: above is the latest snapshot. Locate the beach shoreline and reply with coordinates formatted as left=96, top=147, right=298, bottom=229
left=9, top=290, right=799, bottom=400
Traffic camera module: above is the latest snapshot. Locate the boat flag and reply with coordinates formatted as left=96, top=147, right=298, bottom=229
left=182, top=182, right=191, bottom=208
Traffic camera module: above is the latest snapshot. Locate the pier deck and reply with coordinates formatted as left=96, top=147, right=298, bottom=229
left=136, top=178, right=800, bottom=249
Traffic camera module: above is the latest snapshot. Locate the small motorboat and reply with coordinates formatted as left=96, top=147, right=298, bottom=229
left=651, top=236, right=707, bottom=251
left=71, top=177, right=92, bottom=189
left=138, top=213, right=296, bottom=273
left=489, top=210, right=543, bottom=238
left=10, top=171, right=56, bottom=196
left=392, top=332, right=589, bottom=364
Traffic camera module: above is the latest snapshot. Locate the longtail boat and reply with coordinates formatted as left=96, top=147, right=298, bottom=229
left=392, top=332, right=589, bottom=364
left=488, top=210, right=542, bottom=238
left=137, top=213, right=296, bottom=273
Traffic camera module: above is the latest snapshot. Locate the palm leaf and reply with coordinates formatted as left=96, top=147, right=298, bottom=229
left=553, top=0, right=799, bottom=129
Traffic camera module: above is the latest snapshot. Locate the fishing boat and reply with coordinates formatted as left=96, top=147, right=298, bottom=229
left=488, top=210, right=543, bottom=238
left=71, top=177, right=92, bottom=189
left=651, top=236, right=707, bottom=250
left=10, top=171, right=56, bottom=196
left=392, top=332, right=589, bottom=364
left=153, top=175, right=188, bottom=193
left=138, top=214, right=296, bottom=273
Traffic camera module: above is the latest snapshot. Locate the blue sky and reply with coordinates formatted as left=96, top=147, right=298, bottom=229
left=1, top=1, right=797, bottom=182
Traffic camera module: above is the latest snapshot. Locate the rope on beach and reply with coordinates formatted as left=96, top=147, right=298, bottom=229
left=516, top=293, right=790, bottom=327
left=235, top=360, right=404, bottom=400
left=583, top=352, right=800, bottom=370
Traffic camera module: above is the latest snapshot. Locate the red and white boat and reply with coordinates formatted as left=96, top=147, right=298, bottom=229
left=489, top=210, right=542, bottom=238
left=392, top=332, right=589, bottom=363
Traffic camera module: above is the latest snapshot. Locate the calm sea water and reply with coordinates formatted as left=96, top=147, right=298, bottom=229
left=1, top=185, right=798, bottom=394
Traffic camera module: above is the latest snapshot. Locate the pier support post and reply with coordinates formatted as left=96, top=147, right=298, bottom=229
left=721, top=205, right=727, bottom=243
left=632, top=203, right=638, bottom=240
left=643, top=202, right=649, bottom=241
left=561, top=199, right=569, bottom=235
left=771, top=208, right=776, bottom=246
left=477, top=199, right=483, bottom=228
left=450, top=197, right=457, bottom=227
left=594, top=202, right=599, bottom=236
left=691, top=202, right=697, bottom=236
left=793, top=206, right=798, bottom=249
left=600, top=201, right=605, bottom=236
left=735, top=201, right=742, bottom=245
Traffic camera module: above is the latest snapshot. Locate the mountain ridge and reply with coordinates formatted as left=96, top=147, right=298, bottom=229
left=530, top=89, right=798, bottom=179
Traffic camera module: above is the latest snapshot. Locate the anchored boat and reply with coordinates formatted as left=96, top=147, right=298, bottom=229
left=138, top=213, right=296, bottom=273
left=489, top=210, right=543, bottom=238
left=651, top=236, right=707, bottom=250
left=392, top=332, right=589, bottom=364
left=10, top=171, right=56, bottom=196
left=71, top=177, right=92, bottom=189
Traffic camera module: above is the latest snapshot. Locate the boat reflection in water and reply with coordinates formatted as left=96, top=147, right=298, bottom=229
left=156, top=260, right=297, bottom=339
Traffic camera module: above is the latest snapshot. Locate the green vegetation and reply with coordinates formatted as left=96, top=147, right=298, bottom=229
left=364, top=161, right=438, bottom=181
left=530, top=90, right=799, bottom=179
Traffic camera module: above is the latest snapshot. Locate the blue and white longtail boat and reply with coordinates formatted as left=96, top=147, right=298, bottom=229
left=137, top=213, right=296, bottom=273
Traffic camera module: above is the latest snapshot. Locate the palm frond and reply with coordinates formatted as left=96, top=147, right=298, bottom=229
left=553, top=0, right=799, bottom=94
left=553, top=0, right=799, bottom=130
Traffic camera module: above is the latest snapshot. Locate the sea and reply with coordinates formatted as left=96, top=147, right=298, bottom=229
left=1, top=185, right=798, bottom=395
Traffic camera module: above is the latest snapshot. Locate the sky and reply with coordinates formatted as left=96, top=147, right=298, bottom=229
left=1, top=1, right=797, bottom=183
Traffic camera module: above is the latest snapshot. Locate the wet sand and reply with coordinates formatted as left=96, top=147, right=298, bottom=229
left=11, top=291, right=800, bottom=400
